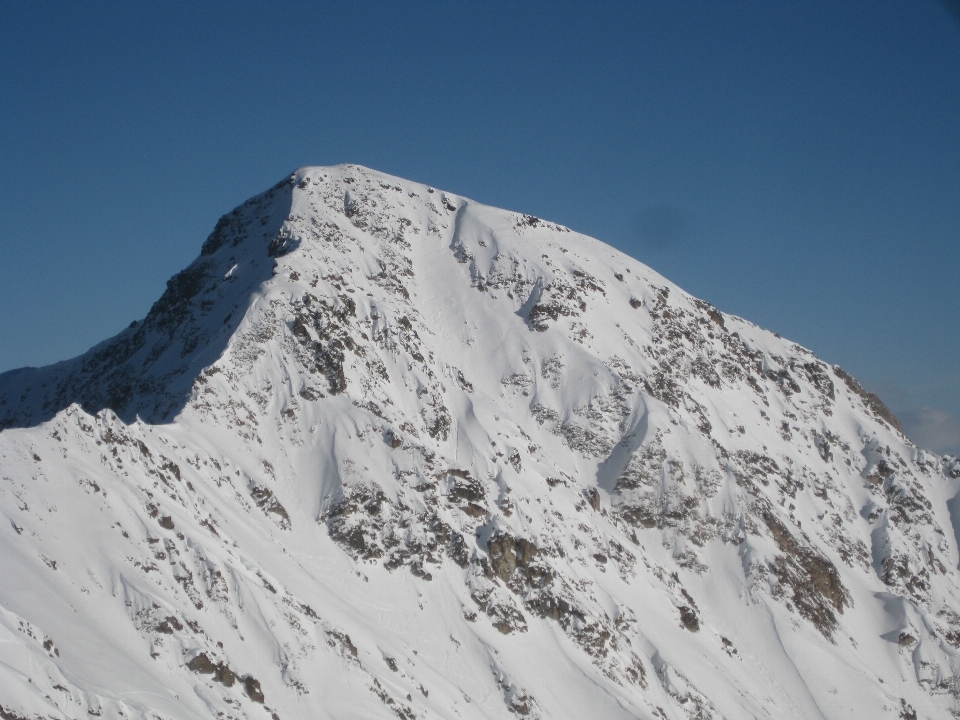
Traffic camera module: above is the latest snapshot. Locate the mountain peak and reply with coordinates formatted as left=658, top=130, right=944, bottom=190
left=2, top=167, right=958, bottom=720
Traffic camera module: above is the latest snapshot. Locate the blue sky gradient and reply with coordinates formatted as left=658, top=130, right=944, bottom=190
left=1, top=1, right=958, bottom=452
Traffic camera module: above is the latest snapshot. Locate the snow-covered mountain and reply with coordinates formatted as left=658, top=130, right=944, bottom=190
left=2, top=164, right=959, bottom=720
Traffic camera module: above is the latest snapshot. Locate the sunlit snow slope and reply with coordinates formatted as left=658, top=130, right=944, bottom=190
left=2, top=165, right=959, bottom=720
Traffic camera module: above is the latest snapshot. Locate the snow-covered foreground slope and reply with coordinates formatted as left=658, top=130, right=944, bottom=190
left=2, top=165, right=960, bottom=720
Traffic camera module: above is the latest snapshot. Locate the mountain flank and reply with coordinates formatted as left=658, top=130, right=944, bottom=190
left=2, top=165, right=959, bottom=720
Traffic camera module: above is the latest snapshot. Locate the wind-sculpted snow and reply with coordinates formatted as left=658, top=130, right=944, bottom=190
left=2, top=165, right=960, bottom=720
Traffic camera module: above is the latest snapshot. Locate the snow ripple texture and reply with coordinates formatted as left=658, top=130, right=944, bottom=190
left=2, top=165, right=959, bottom=720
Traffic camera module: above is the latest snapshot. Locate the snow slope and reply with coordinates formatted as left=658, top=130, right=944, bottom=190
left=2, top=164, right=959, bottom=720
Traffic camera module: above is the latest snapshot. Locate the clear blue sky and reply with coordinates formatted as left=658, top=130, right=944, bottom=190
left=1, top=1, right=958, bottom=453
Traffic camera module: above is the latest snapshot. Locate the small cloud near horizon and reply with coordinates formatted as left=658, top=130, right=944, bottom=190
left=859, top=377, right=960, bottom=457
left=900, top=407, right=960, bottom=457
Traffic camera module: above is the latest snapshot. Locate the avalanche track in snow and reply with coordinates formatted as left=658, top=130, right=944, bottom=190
left=2, top=165, right=959, bottom=720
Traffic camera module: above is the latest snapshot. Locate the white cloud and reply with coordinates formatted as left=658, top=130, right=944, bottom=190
left=900, top=407, right=960, bottom=457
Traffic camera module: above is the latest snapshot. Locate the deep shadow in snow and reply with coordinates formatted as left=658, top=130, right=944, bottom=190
left=0, top=176, right=295, bottom=430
